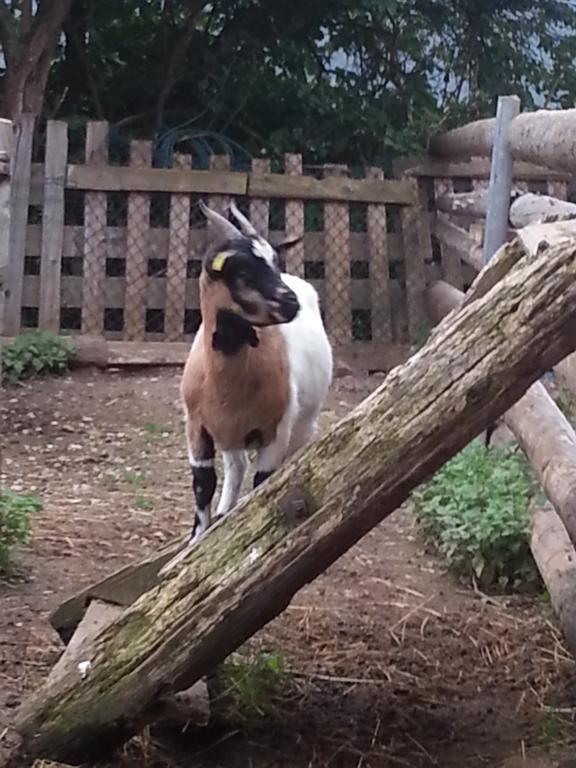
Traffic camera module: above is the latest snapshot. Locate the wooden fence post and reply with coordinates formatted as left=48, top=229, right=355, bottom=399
left=4, top=113, right=35, bottom=334
left=284, top=153, right=305, bottom=277
left=82, top=121, right=109, bottom=336
left=38, top=120, right=68, bottom=332
left=0, top=118, right=13, bottom=382
left=323, top=164, right=352, bottom=345
left=483, top=95, right=521, bottom=264
left=165, top=153, right=191, bottom=341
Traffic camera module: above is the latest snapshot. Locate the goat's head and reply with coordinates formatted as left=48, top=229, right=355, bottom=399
left=200, top=201, right=301, bottom=327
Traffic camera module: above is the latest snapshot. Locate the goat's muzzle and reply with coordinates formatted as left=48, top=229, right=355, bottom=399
left=273, top=287, right=300, bottom=323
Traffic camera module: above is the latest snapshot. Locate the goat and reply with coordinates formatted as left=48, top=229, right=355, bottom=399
left=170, top=201, right=333, bottom=562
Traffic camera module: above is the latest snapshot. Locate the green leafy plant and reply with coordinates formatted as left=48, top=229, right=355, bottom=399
left=2, top=331, right=74, bottom=384
left=0, top=488, right=42, bottom=572
left=217, top=649, right=286, bottom=718
left=413, top=441, right=540, bottom=590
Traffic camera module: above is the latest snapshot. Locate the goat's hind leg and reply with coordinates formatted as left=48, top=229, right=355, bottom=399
left=187, top=418, right=217, bottom=544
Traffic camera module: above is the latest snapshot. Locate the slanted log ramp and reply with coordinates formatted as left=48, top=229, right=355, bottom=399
left=9, top=212, right=576, bottom=764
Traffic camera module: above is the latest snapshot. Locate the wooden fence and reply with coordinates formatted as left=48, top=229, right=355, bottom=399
left=3, top=119, right=436, bottom=359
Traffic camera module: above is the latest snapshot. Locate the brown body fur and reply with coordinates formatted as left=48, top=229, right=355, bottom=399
left=181, top=274, right=290, bottom=454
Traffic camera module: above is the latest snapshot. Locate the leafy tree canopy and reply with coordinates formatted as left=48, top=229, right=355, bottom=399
left=2, top=0, right=576, bottom=167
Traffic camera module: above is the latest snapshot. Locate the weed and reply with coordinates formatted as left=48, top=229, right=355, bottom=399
left=217, top=649, right=286, bottom=718
left=141, top=421, right=171, bottom=438
left=2, top=331, right=74, bottom=384
left=124, top=469, right=146, bottom=489
left=554, top=387, right=576, bottom=421
left=413, top=440, right=540, bottom=591
left=0, top=487, right=42, bottom=572
left=134, top=494, right=153, bottom=511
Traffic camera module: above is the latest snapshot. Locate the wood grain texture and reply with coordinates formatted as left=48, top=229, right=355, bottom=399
left=164, top=153, right=191, bottom=341
left=81, top=122, right=109, bottom=335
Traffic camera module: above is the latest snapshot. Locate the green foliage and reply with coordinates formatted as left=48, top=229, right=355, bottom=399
left=2, top=331, right=74, bottom=384
left=0, top=488, right=42, bottom=573
left=218, top=649, right=286, bottom=718
left=413, top=441, right=540, bottom=591
left=35, top=0, right=576, bottom=169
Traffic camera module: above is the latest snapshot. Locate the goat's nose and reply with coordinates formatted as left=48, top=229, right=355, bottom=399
left=278, top=289, right=299, bottom=321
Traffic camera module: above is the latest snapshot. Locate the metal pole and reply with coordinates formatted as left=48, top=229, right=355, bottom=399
left=483, top=95, right=521, bottom=265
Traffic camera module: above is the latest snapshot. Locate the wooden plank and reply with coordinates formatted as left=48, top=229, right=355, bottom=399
left=434, top=178, right=463, bottom=289
left=25, top=225, right=405, bottom=263
left=323, top=165, right=351, bottom=345
left=38, top=121, right=68, bottom=332
left=547, top=180, right=568, bottom=202
left=165, top=153, right=191, bottom=341
left=4, top=113, right=35, bottom=334
left=432, top=214, right=483, bottom=271
left=249, top=171, right=417, bottom=205
left=208, top=154, right=231, bottom=213
left=0, top=118, right=12, bottom=354
left=404, top=157, right=571, bottom=181
left=249, top=158, right=270, bottom=237
left=66, top=163, right=247, bottom=196
left=123, top=141, right=152, bottom=340
left=400, top=178, right=428, bottom=342
left=82, top=122, right=109, bottom=335
left=283, top=153, right=305, bottom=277
left=366, top=167, right=391, bottom=343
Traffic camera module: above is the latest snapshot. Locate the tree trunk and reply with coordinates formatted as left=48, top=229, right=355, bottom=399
left=0, top=0, right=75, bottom=123
left=429, top=107, right=576, bottom=177
left=509, top=193, right=576, bottom=229
left=13, top=233, right=576, bottom=764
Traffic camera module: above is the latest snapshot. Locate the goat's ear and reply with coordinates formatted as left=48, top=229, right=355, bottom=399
left=275, top=234, right=304, bottom=253
left=228, top=200, right=257, bottom=237
left=199, top=200, right=241, bottom=244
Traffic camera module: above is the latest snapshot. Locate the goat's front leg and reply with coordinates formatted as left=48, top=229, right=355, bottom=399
left=187, top=418, right=217, bottom=544
left=215, top=450, right=248, bottom=519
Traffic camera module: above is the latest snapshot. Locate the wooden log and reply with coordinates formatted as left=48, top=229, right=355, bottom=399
left=402, top=157, right=570, bottom=182
left=510, top=193, right=576, bottom=228
left=14, top=228, right=576, bottom=764
left=435, top=189, right=489, bottom=218
left=430, top=107, right=576, bottom=176
left=530, top=503, right=576, bottom=660
left=38, top=121, right=68, bottom=332
left=431, top=214, right=483, bottom=271
left=48, top=600, right=210, bottom=728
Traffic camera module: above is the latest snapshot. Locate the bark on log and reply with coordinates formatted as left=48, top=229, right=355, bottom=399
left=510, top=193, right=576, bottom=229
left=14, top=231, right=576, bottom=764
left=435, top=189, right=490, bottom=218
left=530, top=504, right=576, bottom=660
left=429, top=107, right=576, bottom=176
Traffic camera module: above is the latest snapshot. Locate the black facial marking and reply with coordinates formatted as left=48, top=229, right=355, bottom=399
left=192, top=465, right=217, bottom=509
left=253, top=470, right=273, bottom=489
left=245, top=429, right=263, bottom=449
left=212, top=309, right=259, bottom=355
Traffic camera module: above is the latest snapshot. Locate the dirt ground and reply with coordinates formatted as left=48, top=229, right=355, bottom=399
left=1, top=366, right=576, bottom=768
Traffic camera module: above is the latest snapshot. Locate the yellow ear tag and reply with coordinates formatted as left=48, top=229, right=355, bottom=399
left=211, top=251, right=230, bottom=272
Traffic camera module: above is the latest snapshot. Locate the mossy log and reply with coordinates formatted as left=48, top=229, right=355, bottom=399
left=14, top=231, right=576, bottom=764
